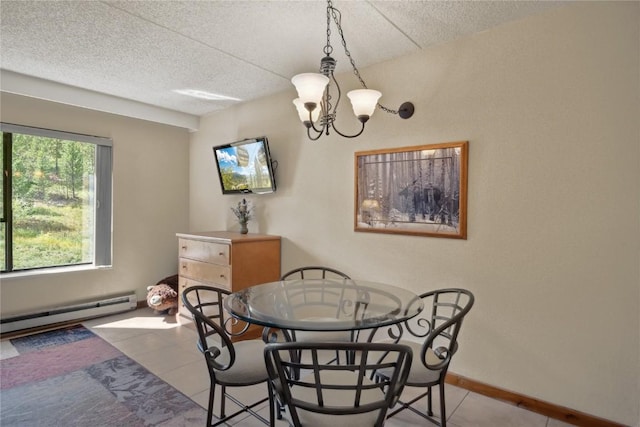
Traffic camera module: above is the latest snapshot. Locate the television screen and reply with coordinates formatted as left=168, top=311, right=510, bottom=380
left=213, top=137, right=277, bottom=194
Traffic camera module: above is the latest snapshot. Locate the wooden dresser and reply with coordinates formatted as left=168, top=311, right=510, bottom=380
left=176, top=231, right=281, bottom=334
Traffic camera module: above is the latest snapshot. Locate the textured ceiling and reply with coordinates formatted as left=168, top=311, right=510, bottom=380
left=1, top=0, right=568, bottom=124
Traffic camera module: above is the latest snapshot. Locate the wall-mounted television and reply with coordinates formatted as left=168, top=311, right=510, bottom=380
left=213, top=137, right=277, bottom=194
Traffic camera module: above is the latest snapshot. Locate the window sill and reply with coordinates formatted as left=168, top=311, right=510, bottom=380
left=1, top=264, right=112, bottom=280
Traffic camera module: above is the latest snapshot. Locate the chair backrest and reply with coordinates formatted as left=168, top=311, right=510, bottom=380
left=264, top=341, right=412, bottom=427
left=419, top=288, right=473, bottom=370
left=279, top=266, right=356, bottom=325
left=367, top=288, right=474, bottom=373
left=280, top=266, right=351, bottom=280
left=181, top=285, right=238, bottom=371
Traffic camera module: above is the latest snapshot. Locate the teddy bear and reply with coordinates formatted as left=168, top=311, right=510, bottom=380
left=146, top=274, right=179, bottom=315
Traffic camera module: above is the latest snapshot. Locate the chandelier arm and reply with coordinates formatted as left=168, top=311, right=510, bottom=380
left=307, top=126, right=324, bottom=141
left=330, top=120, right=366, bottom=139
left=308, top=119, right=325, bottom=134
left=304, top=96, right=326, bottom=134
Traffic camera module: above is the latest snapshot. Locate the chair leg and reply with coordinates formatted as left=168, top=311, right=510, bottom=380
left=268, top=382, right=275, bottom=426
left=207, top=382, right=216, bottom=427
left=292, top=350, right=302, bottom=380
left=346, top=349, right=356, bottom=365
left=439, top=383, right=447, bottom=427
left=276, top=394, right=284, bottom=420
left=220, top=384, right=226, bottom=419
left=427, top=385, right=434, bottom=416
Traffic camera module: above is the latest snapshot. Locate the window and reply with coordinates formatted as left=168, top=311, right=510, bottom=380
left=1, top=123, right=112, bottom=273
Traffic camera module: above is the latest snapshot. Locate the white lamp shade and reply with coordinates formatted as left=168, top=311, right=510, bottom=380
left=347, top=89, right=382, bottom=118
left=291, top=73, right=329, bottom=104
left=293, top=98, right=320, bottom=123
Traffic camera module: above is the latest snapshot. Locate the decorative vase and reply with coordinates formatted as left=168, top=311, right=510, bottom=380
left=239, top=221, right=248, bottom=234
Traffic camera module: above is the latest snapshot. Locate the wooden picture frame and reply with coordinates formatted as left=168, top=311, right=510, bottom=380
left=355, top=141, right=468, bottom=239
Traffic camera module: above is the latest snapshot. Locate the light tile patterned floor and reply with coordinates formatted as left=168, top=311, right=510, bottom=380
left=83, top=308, right=573, bottom=427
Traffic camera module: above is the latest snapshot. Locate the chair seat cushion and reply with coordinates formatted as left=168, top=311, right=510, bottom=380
left=292, top=317, right=352, bottom=343
left=375, top=340, right=442, bottom=386
left=294, top=330, right=352, bottom=343
left=286, top=370, right=385, bottom=427
left=211, top=339, right=269, bottom=385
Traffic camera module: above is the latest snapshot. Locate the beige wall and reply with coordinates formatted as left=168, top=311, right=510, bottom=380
left=0, top=93, right=190, bottom=314
left=190, top=2, right=640, bottom=425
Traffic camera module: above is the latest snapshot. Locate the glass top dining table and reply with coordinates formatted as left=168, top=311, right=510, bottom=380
left=223, top=278, right=424, bottom=331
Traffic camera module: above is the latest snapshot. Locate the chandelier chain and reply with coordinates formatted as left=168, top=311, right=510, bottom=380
left=329, top=3, right=399, bottom=115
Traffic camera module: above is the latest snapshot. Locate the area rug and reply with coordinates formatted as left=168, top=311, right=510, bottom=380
left=0, top=325, right=206, bottom=426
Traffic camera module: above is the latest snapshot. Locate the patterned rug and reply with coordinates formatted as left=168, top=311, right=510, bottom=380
left=0, top=325, right=206, bottom=426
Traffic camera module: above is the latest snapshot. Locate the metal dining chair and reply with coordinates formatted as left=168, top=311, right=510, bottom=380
left=181, top=285, right=274, bottom=427
left=264, top=341, right=413, bottom=427
left=280, top=266, right=355, bottom=366
left=370, top=288, right=474, bottom=427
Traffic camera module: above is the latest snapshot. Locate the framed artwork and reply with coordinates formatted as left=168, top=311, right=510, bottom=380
left=355, top=141, right=468, bottom=239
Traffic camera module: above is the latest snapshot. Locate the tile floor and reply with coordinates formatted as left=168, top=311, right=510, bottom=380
left=82, top=308, right=573, bottom=427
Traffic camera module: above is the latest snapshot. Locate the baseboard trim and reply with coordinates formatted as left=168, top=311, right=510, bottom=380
left=445, top=373, right=627, bottom=427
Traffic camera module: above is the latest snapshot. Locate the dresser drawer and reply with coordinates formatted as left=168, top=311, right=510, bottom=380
left=179, top=258, right=231, bottom=287
left=178, top=238, right=230, bottom=265
left=178, top=276, right=230, bottom=294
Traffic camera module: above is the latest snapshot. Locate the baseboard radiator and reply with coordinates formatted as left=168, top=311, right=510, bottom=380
left=0, top=292, right=137, bottom=334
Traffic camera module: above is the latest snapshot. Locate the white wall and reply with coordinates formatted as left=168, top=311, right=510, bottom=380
left=190, top=2, right=640, bottom=425
left=0, top=93, right=190, bottom=314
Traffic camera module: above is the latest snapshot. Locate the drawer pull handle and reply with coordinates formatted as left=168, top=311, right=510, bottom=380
left=220, top=274, right=225, bottom=278
left=181, top=264, right=187, bottom=269
left=218, top=252, right=224, bottom=256
left=181, top=246, right=187, bottom=250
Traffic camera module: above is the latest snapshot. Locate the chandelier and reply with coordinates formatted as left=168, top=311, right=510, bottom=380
left=291, top=0, right=414, bottom=140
